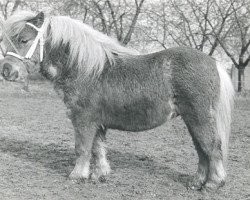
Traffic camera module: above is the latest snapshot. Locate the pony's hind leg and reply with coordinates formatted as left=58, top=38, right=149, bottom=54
left=183, top=112, right=226, bottom=191
left=187, top=136, right=209, bottom=190
left=91, top=125, right=111, bottom=181
left=69, top=111, right=96, bottom=180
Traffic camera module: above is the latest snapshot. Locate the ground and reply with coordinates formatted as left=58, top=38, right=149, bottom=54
left=0, top=82, right=249, bottom=200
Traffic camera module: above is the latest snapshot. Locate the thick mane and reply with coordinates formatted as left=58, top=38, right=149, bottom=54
left=3, top=11, right=139, bottom=76
left=49, top=16, right=139, bottom=76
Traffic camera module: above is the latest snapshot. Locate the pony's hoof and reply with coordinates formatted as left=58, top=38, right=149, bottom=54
left=69, top=171, right=89, bottom=182
left=202, top=180, right=225, bottom=192
left=90, top=164, right=111, bottom=182
left=187, top=176, right=204, bottom=191
left=188, top=182, right=203, bottom=191
left=90, top=173, right=107, bottom=182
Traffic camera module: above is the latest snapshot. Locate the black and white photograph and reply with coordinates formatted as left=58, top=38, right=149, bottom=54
left=0, top=0, right=249, bottom=199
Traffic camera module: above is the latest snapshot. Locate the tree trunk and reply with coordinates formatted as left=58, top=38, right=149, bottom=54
left=237, top=68, right=245, bottom=92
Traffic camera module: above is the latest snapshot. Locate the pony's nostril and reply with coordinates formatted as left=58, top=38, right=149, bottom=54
left=2, top=68, right=9, bottom=77
left=2, top=63, right=12, bottom=78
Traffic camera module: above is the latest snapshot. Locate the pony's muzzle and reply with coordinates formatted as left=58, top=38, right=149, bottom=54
left=2, top=62, right=19, bottom=81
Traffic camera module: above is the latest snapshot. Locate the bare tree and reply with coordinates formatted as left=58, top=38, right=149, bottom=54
left=89, top=0, right=146, bottom=45
left=141, top=2, right=171, bottom=49
left=206, top=0, right=250, bottom=92
left=143, top=0, right=239, bottom=56
left=0, top=0, right=24, bottom=19
left=45, top=0, right=145, bottom=45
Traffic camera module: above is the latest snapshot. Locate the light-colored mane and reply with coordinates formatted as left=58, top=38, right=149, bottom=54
left=49, top=16, right=139, bottom=76
left=3, top=11, right=139, bottom=76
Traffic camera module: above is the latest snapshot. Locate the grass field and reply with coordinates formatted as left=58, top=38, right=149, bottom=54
left=0, top=82, right=249, bottom=200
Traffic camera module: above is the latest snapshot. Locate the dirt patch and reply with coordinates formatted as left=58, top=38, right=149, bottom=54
left=0, top=82, right=249, bottom=200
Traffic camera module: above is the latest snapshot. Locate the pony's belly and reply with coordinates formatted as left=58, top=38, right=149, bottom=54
left=107, top=116, right=168, bottom=132
left=102, top=99, right=177, bottom=132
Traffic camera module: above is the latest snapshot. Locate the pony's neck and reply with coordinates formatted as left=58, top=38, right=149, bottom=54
left=41, top=42, right=72, bottom=81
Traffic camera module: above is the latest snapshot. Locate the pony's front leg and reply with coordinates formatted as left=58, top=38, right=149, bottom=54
left=91, top=125, right=111, bottom=181
left=69, top=114, right=96, bottom=180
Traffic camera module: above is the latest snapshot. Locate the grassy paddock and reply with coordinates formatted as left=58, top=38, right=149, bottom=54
left=0, top=81, right=249, bottom=200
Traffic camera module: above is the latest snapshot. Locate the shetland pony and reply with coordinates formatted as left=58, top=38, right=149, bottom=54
left=0, top=11, right=234, bottom=191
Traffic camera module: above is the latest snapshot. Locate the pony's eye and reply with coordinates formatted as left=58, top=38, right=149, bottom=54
left=20, top=39, right=29, bottom=44
left=21, top=39, right=28, bottom=43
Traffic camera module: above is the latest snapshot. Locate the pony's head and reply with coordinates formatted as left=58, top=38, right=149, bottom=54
left=0, top=11, right=46, bottom=82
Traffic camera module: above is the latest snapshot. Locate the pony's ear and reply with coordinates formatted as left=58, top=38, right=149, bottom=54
left=28, top=12, right=44, bottom=28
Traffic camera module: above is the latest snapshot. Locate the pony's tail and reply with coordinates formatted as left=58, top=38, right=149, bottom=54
left=216, top=63, right=235, bottom=166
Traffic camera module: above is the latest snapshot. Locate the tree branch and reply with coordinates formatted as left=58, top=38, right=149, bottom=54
left=122, top=0, right=145, bottom=45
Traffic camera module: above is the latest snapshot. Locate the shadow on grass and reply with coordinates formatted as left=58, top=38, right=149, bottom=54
left=0, top=136, right=190, bottom=187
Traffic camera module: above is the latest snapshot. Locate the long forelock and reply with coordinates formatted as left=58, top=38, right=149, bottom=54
left=48, top=16, right=139, bottom=76
left=3, top=11, right=36, bottom=43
